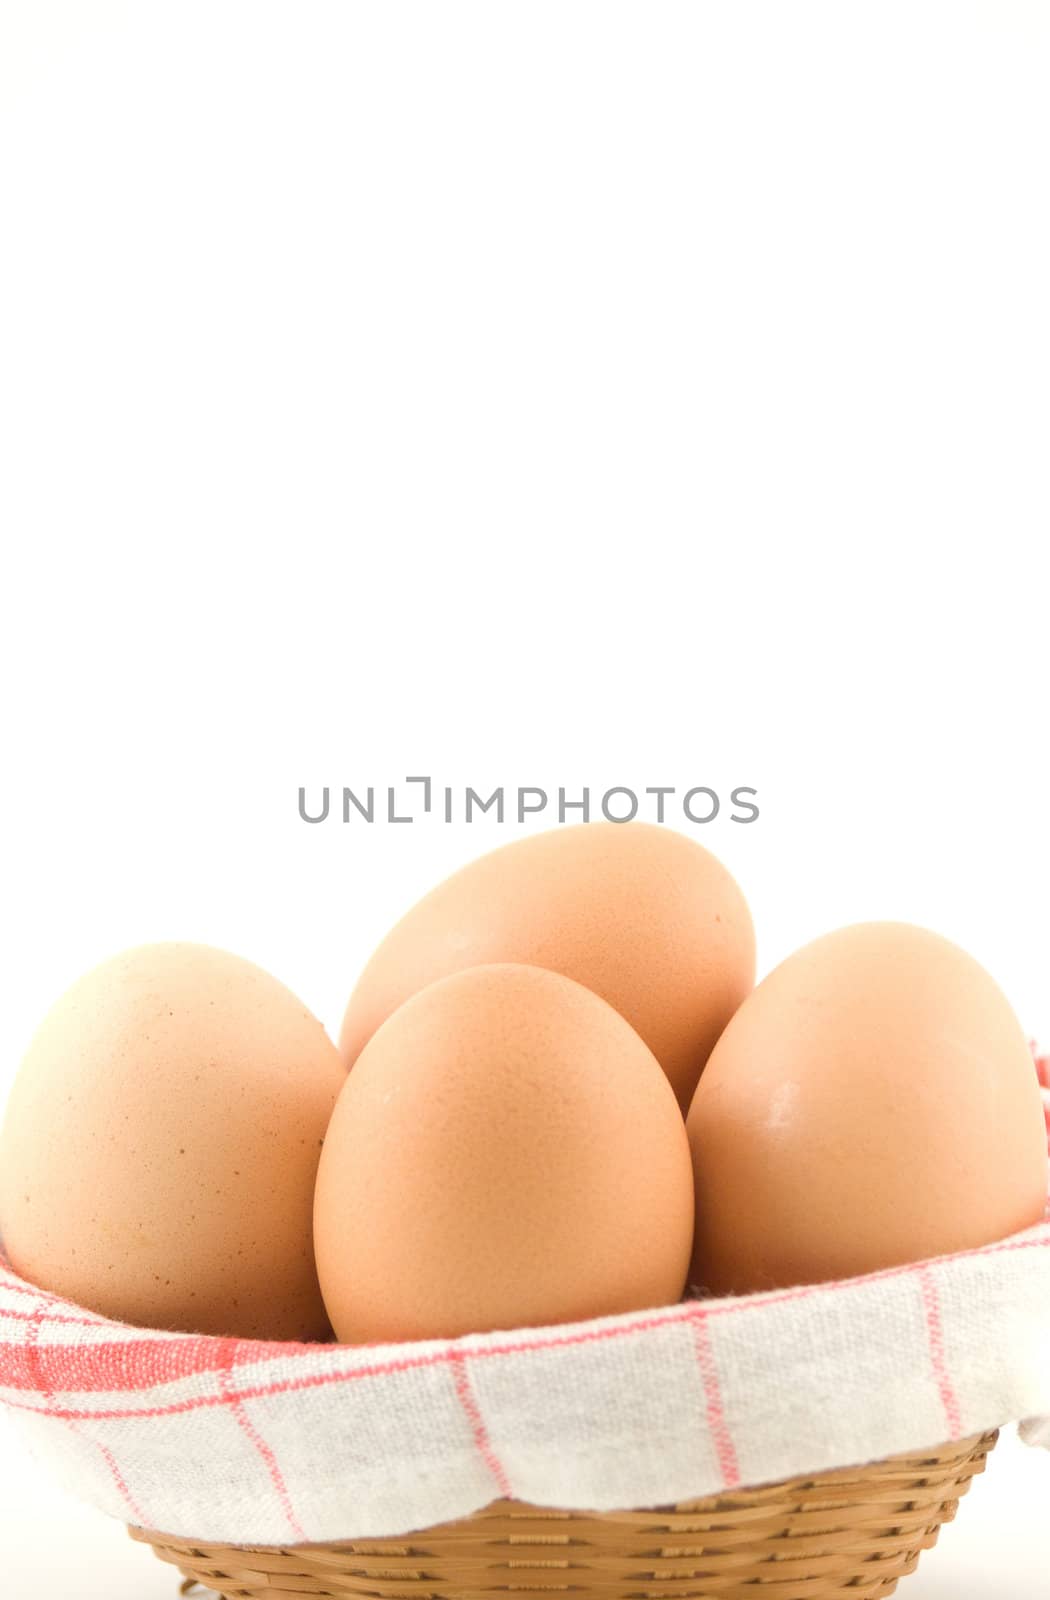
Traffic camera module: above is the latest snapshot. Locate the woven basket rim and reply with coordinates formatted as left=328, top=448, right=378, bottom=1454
left=128, top=1432, right=998, bottom=1600
left=127, top=1430, right=999, bottom=1552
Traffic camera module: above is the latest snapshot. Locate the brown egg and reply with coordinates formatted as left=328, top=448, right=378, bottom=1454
left=316, top=963, right=694, bottom=1343
left=340, top=822, right=755, bottom=1111
left=687, top=922, right=1049, bottom=1296
left=0, top=943, right=345, bottom=1338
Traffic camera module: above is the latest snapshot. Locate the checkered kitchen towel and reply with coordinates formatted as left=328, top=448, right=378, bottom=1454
left=1, top=1052, right=1048, bottom=1546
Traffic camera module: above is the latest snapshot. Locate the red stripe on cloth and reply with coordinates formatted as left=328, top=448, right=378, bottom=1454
left=218, top=1339, right=305, bottom=1542
left=0, top=1331, right=241, bottom=1392
left=96, top=1439, right=150, bottom=1527
left=2, top=1230, right=1048, bottom=1425
left=0, top=1301, right=778, bottom=1421
left=24, top=1307, right=49, bottom=1395
left=451, top=1351, right=511, bottom=1498
left=25, top=1306, right=151, bottom=1525
left=691, top=1309, right=741, bottom=1487
left=917, top=1266, right=962, bottom=1441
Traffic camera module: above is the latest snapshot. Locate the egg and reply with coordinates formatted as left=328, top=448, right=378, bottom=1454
left=0, top=943, right=346, bottom=1339
left=340, top=822, right=755, bottom=1111
left=686, top=922, right=1049, bottom=1296
left=316, top=963, right=694, bottom=1343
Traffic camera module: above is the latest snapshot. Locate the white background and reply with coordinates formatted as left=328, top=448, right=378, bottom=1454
left=1, top=3, right=1048, bottom=1595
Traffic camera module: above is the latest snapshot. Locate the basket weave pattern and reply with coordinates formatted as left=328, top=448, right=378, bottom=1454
left=132, top=1429, right=995, bottom=1600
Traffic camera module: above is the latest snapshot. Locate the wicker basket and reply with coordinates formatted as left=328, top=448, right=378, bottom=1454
left=131, top=1428, right=995, bottom=1600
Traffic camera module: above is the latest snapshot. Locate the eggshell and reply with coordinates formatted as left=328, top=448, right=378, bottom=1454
left=340, top=822, right=755, bottom=1111
left=0, top=943, right=345, bottom=1338
left=316, top=963, right=694, bottom=1343
left=686, top=922, right=1049, bottom=1295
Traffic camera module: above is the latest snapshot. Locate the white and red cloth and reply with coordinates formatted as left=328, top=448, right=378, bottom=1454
left=1, top=1051, right=1049, bottom=1546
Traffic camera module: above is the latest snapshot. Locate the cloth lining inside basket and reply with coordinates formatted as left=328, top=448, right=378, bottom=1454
left=0, top=1049, right=1047, bottom=1544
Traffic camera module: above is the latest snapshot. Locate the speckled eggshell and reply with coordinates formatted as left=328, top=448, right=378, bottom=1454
left=686, top=922, right=1049, bottom=1296
left=340, top=822, right=755, bottom=1112
left=316, top=963, right=694, bottom=1344
left=0, top=943, right=346, bottom=1339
